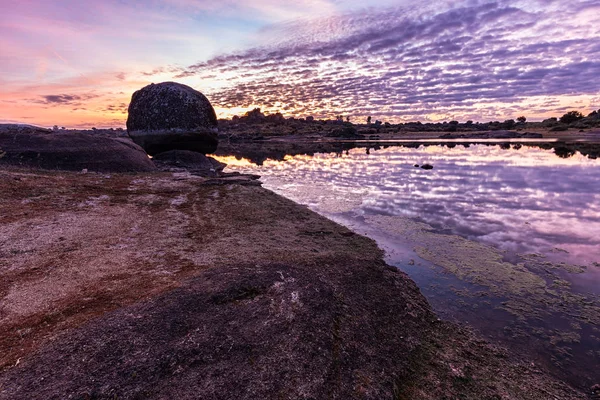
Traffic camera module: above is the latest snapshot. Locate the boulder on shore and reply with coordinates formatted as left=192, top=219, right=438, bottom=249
left=0, top=124, right=156, bottom=172
left=127, top=82, right=218, bottom=156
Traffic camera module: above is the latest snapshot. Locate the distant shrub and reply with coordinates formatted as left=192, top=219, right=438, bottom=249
left=503, top=119, right=516, bottom=129
left=517, top=116, right=527, bottom=123
left=541, top=117, right=558, bottom=127
left=559, top=111, right=584, bottom=124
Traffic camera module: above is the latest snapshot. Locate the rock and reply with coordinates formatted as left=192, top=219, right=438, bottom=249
left=439, top=131, right=543, bottom=140
left=326, top=125, right=364, bottom=139
left=521, top=132, right=543, bottom=139
left=201, top=176, right=262, bottom=186
left=439, top=133, right=467, bottom=139
left=0, top=124, right=156, bottom=172
left=126, top=82, right=218, bottom=156
left=152, top=150, right=225, bottom=176
left=421, top=164, right=434, bottom=170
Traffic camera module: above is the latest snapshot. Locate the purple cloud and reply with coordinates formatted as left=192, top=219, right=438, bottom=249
left=37, top=93, right=99, bottom=105
left=174, top=0, right=600, bottom=121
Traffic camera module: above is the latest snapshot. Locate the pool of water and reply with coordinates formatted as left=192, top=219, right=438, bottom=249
left=215, top=143, right=600, bottom=387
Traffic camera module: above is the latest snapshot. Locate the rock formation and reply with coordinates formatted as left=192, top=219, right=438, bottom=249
left=0, top=124, right=156, bottom=172
left=127, top=82, right=218, bottom=156
left=152, top=150, right=226, bottom=176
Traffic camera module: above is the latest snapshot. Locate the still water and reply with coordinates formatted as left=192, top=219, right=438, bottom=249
left=215, top=143, right=600, bottom=387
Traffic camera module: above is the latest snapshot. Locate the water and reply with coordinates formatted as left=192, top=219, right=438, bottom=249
left=215, top=142, right=600, bottom=387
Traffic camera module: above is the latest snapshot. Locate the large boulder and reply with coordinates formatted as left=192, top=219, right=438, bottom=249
left=0, top=124, right=156, bottom=172
left=127, top=82, right=218, bottom=156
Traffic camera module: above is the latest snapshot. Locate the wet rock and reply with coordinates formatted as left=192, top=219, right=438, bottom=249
left=421, top=164, right=434, bottom=170
left=127, top=82, right=218, bottom=156
left=201, top=175, right=262, bottom=186
left=0, top=124, right=156, bottom=172
left=152, top=150, right=225, bottom=176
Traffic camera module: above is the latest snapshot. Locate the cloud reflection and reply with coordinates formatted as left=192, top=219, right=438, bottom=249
left=217, top=144, right=600, bottom=264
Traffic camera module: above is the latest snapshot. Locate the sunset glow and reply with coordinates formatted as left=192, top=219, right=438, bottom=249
left=1, top=0, right=599, bottom=128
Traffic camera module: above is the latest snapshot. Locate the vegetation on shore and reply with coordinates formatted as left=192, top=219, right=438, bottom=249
left=217, top=107, right=600, bottom=134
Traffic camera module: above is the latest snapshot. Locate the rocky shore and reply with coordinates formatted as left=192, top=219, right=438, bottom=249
left=0, top=167, right=588, bottom=399
left=0, top=83, right=597, bottom=398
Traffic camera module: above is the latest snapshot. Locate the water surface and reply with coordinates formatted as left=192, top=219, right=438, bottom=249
left=216, top=143, right=600, bottom=387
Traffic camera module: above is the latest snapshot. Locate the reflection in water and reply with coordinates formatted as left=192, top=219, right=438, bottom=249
left=215, top=144, right=600, bottom=387
left=220, top=145, right=600, bottom=266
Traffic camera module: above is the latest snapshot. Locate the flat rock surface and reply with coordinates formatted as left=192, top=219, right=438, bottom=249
left=0, top=169, right=587, bottom=399
left=152, top=150, right=226, bottom=176
left=0, top=124, right=156, bottom=172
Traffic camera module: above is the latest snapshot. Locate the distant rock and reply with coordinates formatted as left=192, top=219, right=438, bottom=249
left=127, top=82, right=218, bottom=156
left=439, top=131, right=543, bottom=139
left=520, top=132, right=544, bottom=138
left=325, top=125, right=364, bottom=139
left=0, top=124, right=156, bottom=172
left=152, top=150, right=225, bottom=176
left=420, top=164, right=434, bottom=170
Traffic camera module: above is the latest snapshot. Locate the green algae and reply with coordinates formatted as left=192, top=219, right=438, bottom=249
left=364, top=214, right=600, bottom=371
left=521, top=254, right=587, bottom=274
left=366, top=215, right=547, bottom=297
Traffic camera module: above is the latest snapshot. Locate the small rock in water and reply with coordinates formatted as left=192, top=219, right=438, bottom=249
left=414, top=164, right=420, bottom=168
left=421, top=164, right=434, bottom=170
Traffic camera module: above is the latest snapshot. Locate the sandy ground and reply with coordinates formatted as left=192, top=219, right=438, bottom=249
left=0, top=168, right=589, bottom=399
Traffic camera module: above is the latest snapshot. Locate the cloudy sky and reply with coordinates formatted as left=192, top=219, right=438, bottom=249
left=1, top=0, right=599, bottom=128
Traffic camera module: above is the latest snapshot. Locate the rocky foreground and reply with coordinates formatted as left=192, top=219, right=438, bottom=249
left=0, top=168, right=587, bottom=399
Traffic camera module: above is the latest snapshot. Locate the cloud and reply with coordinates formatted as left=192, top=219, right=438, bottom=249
left=174, top=0, right=600, bottom=121
left=2, top=0, right=598, bottom=126
left=36, top=93, right=99, bottom=105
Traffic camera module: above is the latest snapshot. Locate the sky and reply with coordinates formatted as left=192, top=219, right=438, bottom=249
left=1, top=0, right=599, bottom=128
